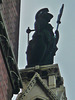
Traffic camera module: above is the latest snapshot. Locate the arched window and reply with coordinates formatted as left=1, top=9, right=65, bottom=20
left=35, top=98, right=43, bottom=100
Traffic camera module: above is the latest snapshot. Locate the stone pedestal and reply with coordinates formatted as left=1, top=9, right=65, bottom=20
left=17, top=64, right=67, bottom=100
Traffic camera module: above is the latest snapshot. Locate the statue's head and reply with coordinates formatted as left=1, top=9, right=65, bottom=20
left=34, top=8, right=53, bottom=32
left=35, top=8, right=53, bottom=22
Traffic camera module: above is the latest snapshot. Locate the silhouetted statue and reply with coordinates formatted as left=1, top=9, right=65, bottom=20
left=26, top=8, right=59, bottom=68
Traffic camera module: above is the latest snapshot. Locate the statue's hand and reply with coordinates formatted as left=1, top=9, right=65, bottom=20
left=55, top=30, right=59, bottom=44
left=55, top=30, right=59, bottom=34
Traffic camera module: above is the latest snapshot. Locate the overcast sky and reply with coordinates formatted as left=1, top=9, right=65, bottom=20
left=13, top=0, right=75, bottom=100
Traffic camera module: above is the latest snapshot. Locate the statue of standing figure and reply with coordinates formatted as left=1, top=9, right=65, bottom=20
left=26, top=8, right=59, bottom=68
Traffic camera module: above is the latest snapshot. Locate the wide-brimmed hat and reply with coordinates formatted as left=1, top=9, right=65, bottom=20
left=35, top=8, right=53, bottom=21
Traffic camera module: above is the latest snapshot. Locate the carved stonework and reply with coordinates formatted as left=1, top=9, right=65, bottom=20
left=17, top=64, right=67, bottom=100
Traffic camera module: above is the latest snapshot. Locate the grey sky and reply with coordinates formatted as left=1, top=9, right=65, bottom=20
left=13, top=0, right=75, bottom=100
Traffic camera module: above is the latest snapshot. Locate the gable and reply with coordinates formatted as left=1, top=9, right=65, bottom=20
left=17, top=72, right=58, bottom=100
left=24, top=82, right=49, bottom=100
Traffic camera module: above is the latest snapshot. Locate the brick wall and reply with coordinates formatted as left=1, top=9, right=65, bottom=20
left=0, top=49, right=12, bottom=100
left=0, top=0, right=21, bottom=62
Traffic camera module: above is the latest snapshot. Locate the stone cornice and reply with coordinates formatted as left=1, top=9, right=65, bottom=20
left=20, top=64, right=62, bottom=81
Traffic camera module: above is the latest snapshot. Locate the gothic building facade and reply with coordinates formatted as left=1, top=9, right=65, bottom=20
left=0, top=1, right=22, bottom=100
left=17, top=64, right=67, bottom=100
left=0, top=0, right=21, bottom=61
